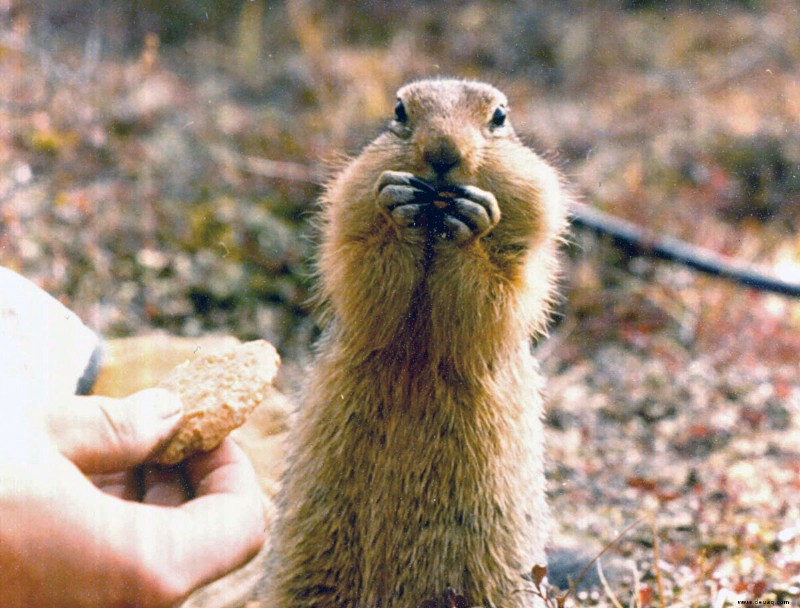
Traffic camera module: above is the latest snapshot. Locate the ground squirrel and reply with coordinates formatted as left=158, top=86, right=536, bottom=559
left=257, top=79, right=569, bottom=607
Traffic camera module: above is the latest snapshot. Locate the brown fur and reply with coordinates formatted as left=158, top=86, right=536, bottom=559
left=256, top=79, right=569, bottom=607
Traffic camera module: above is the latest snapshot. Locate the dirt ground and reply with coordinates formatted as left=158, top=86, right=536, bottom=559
left=2, top=1, right=800, bottom=605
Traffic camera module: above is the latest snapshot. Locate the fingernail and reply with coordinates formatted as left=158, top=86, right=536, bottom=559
left=140, top=388, right=184, bottom=420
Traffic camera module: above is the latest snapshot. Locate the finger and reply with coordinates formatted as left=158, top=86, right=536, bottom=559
left=451, top=184, right=501, bottom=224
left=378, top=184, right=418, bottom=210
left=142, top=466, right=191, bottom=506
left=450, top=198, right=491, bottom=233
left=0, top=439, right=261, bottom=608
left=47, top=389, right=183, bottom=474
left=185, top=438, right=262, bottom=499
left=91, top=471, right=141, bottom=501
left=172, top=448, right=266, bottom=593
left=127, top=441, right=266, bottom=602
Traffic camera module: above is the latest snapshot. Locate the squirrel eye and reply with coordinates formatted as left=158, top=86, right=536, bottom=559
left=490, top=105, right=507, bottom=128
left=394, top=99, right=408, bottom=123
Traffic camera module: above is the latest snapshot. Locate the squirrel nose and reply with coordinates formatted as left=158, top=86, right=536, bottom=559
left=423, top=138, right=462, bottom=177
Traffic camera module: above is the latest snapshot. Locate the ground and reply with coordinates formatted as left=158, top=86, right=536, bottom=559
left=2, top=1, right=800, bottom=606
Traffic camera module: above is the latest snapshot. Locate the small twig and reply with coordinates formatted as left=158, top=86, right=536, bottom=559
left=208, top=144, right=325, bottom=184
left=597, top=559, right=624, bottom=608
left=712, top=586, right=731, bottom=608
left=561, top=516, right=646, bottom=604
left=630, top=560, right=642, bottom=608
left=241, top=154, right=325, bottom=183
left=651, top=516, right=666, bottom=608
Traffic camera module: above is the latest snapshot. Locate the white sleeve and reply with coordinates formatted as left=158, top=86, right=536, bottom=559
left=0, top=267, right=100, bottom=406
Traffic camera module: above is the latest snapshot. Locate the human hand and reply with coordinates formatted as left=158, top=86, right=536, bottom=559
left=0, top=389, right=266, bottom=608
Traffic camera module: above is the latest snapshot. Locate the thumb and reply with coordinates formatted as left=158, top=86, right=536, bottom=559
left=46, top=388, right=184, bottom=474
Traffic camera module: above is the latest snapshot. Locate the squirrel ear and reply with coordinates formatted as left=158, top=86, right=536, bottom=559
left=394, top=99, right=408, bottom=123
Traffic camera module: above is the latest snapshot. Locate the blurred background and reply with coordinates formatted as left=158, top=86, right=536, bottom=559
left=2, top=0, right=800, bottom=604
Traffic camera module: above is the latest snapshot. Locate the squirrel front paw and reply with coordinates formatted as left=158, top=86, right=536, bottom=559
left=434, top=184, right=501, bottom=244
left=376, top=170, right=436, bottom=230
left=376, top=171, right=501, bottom=244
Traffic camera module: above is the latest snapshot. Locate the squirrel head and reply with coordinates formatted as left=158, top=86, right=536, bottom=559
left=385, top=79, right=514, bottom=187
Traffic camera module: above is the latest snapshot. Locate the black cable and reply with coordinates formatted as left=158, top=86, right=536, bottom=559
left=570, top=201, right=800, bottom=298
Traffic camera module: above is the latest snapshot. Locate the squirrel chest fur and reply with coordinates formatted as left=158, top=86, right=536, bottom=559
left=258, top=79, right=569, bottom=608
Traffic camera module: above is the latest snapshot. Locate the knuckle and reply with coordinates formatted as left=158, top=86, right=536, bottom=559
left=137, top=558, right=190, bottom=608
left=96, top=401, right=131, bottom=456
left=113, top=550, right=190, bottom=608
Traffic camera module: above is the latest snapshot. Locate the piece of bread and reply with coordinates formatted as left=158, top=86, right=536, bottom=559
left=150, top=339, right=280, bottom=466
